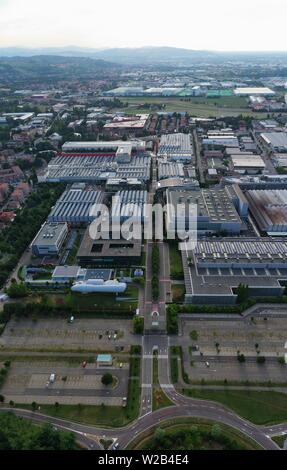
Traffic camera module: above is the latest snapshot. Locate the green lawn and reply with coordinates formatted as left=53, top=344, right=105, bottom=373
left=169, top=243, right=184, bottom=280
left=182, top=389, right=287, bottom=425
left=66, top=233, right=82, bottom=265
left=171, top=285, right=185, bottom=303
left=17, top=403, right=128, bottom=427
left=53, top=285, right=139, bottom=313
left=272, top=434, right=287, bottom=448
left=152, top=388, right=174, bottom=412
left=116, top=96, right=268, bottom=118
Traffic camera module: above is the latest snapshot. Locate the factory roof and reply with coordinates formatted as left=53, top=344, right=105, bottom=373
left=77, top=232, right=142, bottom=260
left=48, top=189, right=104, bottom=222
left=167, top=188, right=241, bottom=223
left=46, top=155, right=151, bottom=183
left=245, top=189, right=287, bottom=231
left=32, top=222, right=67, bottom=247
left=158, top=162, right=185, bottom=179
left=234, top=87, right=275, bottom=95
left=231, top=154, right=265, bottom=169
left=52, top=266, right=81, bottom=278
left=260, top=132, right=287, bottom=149
left=158, top=133, right=193, bottom=158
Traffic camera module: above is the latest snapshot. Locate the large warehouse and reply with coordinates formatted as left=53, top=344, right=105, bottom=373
left=231, top=154, right=266, bottom=174
left=234, top=87, right=275, bottom=96
left=61, top=140, right=146, bottom=160
left=245, top=189, right=287, bottom=234
left=158, top=162, right=185, bottom=180
left=166, top=188, right=242, bottom=236
left=158, top=133, right=193, bottom=163
left=182, top=238, right=287, bottom=305
left=259, top=132, right=287, bottom=153
left=48, top=188, right=104, bottom=225
left=111, top=190, right=148, bottom=226
left=45, top=154, right=151, bottom=184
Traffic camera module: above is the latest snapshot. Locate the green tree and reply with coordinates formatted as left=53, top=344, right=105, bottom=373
left=7, top=282, right=28, bottom=299
left=31, top=401, right=37, bottom=411
left=154, top=427, right=166, bottom=445
left=237, top=353, right=246, bottom=363
left=133, top=316, right=144, bottom=334
left=211, top=424, right=222, bottom=439
left=237, top=284, right=249, bottom=304
left=101, top=373, right=113, bottom=386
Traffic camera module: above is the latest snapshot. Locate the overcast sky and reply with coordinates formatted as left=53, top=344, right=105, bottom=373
left=0, top=0, right=286, bottom=51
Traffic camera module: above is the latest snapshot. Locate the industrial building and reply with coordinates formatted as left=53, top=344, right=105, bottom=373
left=182, top=238, right=287, bottom=305
left=166, top=187, right=242, bottom=236
left=158, top=133, right=193, bottom=163
left=103, top=115, right=148, bottom=133
left=202, top=135, right=239, bottom=148
left=272, top=154, right=287, bottom=168
left=61, top=140, right=146, bottom=159
left=259, top=132, right=287, bottom=153
left=48, top=188, right=104, bottom=225
left=31, top=222, right=68, bottom=257
left=103, top=87, right=145, bottom=97
left=46, top=154, right=151, bottom=184
left=245, top=189, right=287, bottom=234
left=158, top=162, right=185, bottom=180
left=52, top=265, right=82, bottom=283
left=77, top=230, right=142, bottom=266
left=111, top=190, right=148, bottom=226
left=234, top=87, right=275, bottom=96
left=231, top=154, right=266, bottom=174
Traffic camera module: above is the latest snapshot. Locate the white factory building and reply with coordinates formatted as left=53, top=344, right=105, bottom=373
left=31, top=222, right=68, bottom=257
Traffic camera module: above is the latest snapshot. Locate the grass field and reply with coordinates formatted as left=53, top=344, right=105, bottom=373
left=182, top=389, right=287, bottom=425
left=169, top=243, right=184, bottom=280
left=17, top=403, right=129, bottom=427
left=171, top=285, right=185, bottom=303
left=114, top=96, right=268, bottom=118
left=127, top=418, right=261, bottom=450
left=51, top=284, right=139, bottom=313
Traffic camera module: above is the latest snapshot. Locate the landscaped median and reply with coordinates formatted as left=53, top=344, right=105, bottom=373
left=126, top=417, right=262, bottom=450
left=152, top=353, right=174, bottom=412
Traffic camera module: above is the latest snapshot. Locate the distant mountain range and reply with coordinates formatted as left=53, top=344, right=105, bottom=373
left=0, top=46, right=287, bottom=65
left=0, top=46, right=287, bottom=64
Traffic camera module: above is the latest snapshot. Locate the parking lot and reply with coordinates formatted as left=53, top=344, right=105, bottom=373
left=185, top=357, right=287, bottom=383
left=178, top=316, right=287, bottom=384
left=180, top=317, right=287, bottom=357
left=0, top=318, right=136, bottom=352
left=1, top=360, right=129, bottom=405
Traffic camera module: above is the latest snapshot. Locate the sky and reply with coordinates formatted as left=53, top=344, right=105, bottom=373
left=0, top=0, right=286, bottom=52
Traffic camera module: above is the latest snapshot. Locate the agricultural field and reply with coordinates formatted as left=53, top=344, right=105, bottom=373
left=113, top=96, right=268, bottom=118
